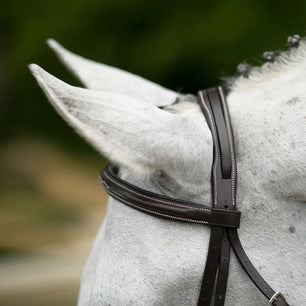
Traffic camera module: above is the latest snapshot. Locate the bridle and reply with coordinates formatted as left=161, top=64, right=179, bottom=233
left=100, top=87, right=289, bottom=306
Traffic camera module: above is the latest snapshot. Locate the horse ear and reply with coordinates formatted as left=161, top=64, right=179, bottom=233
left=29, top=64, right=185, bottom=170
left=46, top=39, right=180, bottom=107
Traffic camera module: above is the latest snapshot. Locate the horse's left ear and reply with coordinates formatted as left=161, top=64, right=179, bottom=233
left=47, top=39, right=179, bottom=107
left=29, top=64, right=187, bottom=171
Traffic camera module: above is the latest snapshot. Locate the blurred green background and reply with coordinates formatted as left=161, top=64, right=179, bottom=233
left=1, top=1, right=306, bottom=305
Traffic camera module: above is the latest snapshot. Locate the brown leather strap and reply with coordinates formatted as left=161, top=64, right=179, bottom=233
left=205, top=88, right=232, bottom=179
left=197, top=87, right=236, bottom=306
left=214, top=230, right=230, bottom=306
left=198, top=226, right=224, bottom=305
left=101, top=166, right=241, bottom=228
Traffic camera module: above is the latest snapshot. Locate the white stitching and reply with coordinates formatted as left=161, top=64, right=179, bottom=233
left=107, top=190, right=209, bottom=224
left=218, top=87, right=236, bottom=207
left=103, top=171, right=211, bottom=212
left=198, top=91, right=220, bottom=207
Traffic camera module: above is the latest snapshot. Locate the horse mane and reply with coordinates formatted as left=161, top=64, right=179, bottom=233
left=228, top=38, right=306, bottom=92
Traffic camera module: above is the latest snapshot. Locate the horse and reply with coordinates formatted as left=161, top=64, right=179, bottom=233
left=29, top=37, right=305, bottom=305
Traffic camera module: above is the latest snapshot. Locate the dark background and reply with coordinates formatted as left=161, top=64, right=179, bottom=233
left=1, top=1, right=306, bottom=305
left=2, top=0, right=306, bottom=152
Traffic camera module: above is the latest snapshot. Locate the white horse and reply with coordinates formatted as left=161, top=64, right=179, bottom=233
left=29, top=38, right=305, bottom=306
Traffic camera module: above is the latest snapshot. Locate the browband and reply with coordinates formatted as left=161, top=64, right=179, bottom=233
left=101, top=166, right=241, bottom=228
left=100, top=87, right=289, bottom=306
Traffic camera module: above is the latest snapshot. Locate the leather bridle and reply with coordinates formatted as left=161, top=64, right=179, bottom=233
left=100, top=87, right=290, bottom=306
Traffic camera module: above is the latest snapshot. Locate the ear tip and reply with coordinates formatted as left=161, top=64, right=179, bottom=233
left=28, top=63, right=77, bottom=95
left=28, top=64, right=50, bottom=81
left=46, top=38, right=58, bottom=48
left=46, top=38, right=66, bottom=55
left=28, top=63, right=42, bottom=75
left=28, top=64, right=54, bottom=87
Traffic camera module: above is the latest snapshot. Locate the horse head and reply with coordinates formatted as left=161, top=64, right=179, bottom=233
left=29, top=37, right=305, bottom=305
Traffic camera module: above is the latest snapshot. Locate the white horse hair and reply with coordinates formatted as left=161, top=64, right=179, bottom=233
left=29, top=38, right=306, bottom=306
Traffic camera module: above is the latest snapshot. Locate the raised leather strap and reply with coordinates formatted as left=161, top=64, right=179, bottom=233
left=101, top=166, right=240, bottom=228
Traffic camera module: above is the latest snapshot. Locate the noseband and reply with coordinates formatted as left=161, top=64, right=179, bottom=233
left=100, top=87, right=289, bottom=306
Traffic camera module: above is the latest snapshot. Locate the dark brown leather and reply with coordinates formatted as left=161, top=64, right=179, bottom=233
left=101, top=166, right=241, bottom=228
left=214, top=230, right=230, bottom=306
left=201, top=88, right=232, bottom=179
left=197, top=87, right=236, bottom=306
left=198, top=226, right=225, bottom=305
left=100, top=86, right=290, bottom=306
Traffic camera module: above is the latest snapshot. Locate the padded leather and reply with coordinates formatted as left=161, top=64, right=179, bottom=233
left=101, top=166, right=241, bottom=228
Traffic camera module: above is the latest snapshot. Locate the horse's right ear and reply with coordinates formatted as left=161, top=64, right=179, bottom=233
left=29, top=64, right=188, bottom=172
left=47, top=39, right=180, bottom=107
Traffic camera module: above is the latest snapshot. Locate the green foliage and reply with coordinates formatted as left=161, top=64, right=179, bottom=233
left=1, top=0, right=306, bottom=152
